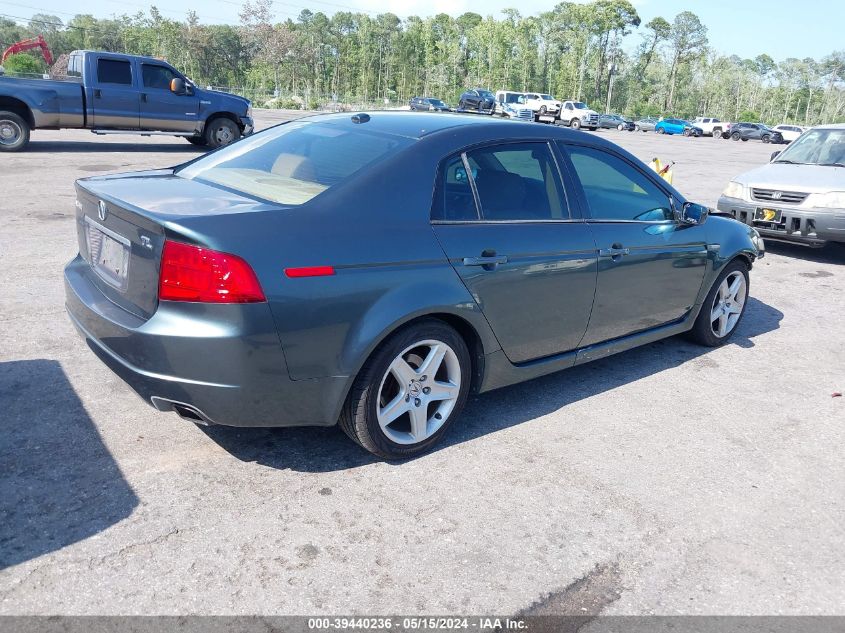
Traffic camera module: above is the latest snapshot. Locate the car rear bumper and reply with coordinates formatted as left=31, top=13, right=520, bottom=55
left=716, top=197, right=845, bottom=247
left=64, top=255, right=345, bottom=427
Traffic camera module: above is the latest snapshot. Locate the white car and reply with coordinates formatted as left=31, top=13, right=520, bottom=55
left=692, top=117, right=731, bottom=138
left=772, top=124, right=806, bottom=143
left=523, top=93, right=561, bottom=116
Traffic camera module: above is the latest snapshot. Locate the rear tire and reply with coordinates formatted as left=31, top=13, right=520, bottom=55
left=204, top=116, right=241, bottom=149
left=686, top=260, right=750, bottom=347
left=339, top=320, right=471, bottom=460
left=570, top=118, right=581, bottom=130
left=0, top=110, right=30, bottom=152
left=712, top=128, right=722, bottom=139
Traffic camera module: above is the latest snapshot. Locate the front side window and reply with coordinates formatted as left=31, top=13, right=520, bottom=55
left=97, top=59, right=132, bottom=85
left=564, top=145, right=673, bottom=222
left=142, top=64, right=177, bottom=90
left=178, top=121, right=411, bottom=205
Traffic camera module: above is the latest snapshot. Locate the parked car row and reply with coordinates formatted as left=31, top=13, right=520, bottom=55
left=411, top=91, right=809, bottom=148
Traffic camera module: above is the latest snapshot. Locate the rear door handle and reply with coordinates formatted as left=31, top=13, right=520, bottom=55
left=463, top=255, right=508, bottom=266
left=94, top=89, right=102, bottom=98
left=140, top=93, right=148, bottom=103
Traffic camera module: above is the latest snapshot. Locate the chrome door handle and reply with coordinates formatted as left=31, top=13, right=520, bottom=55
left=462, top=255, right=508, bottom=266
left=598, top=247, right=630, bottom=257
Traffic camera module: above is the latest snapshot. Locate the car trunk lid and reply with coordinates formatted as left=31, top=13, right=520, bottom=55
left=73, top=170, right=275, bottom=321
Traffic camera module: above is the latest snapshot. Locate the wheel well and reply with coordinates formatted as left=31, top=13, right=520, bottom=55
left=374, top=313, right=486, bottom=395
left=0, top=97, right=34, bottom=129
left=731, top=253, right=754, bottom=271
left=205, top=112, right=241, bottom=130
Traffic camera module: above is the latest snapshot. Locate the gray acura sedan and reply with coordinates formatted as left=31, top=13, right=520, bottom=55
left=65, top=112, right=763, bottom=459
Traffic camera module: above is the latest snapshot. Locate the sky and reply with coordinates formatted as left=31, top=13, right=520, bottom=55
left=1, top=0, right=843, bottom=60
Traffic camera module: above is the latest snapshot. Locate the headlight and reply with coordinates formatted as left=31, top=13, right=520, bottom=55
left=810, top=191, right=845, bottom=209
left=722, top=181, right=745, bottom=199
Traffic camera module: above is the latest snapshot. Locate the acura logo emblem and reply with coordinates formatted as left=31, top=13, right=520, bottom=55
left=772, top=191, right=783, bottom=200
left=97, top=200, right=108, bottom=221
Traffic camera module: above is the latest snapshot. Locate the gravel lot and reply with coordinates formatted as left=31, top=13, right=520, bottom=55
left=1, top=110, right=843, bottom=616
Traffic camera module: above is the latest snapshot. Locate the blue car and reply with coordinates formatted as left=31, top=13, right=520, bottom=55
left=655, top=118, right=703, bottom=137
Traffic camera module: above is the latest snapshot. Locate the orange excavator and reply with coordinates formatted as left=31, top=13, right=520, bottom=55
left=2, top=34, right=54, bottom=66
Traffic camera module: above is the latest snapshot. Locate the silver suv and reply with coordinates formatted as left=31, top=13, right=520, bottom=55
left=717, top=124, right=845, bottom=247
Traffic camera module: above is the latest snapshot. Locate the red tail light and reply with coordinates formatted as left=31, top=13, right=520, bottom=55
left=159, top=240, right=265, bottom=303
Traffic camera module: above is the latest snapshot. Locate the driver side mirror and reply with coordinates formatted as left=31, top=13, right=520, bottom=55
left=770, top=150, right=781, bottom=162
left=170, top=77, right=187, bottom=95
left=677, top=202, right=709, bottom=225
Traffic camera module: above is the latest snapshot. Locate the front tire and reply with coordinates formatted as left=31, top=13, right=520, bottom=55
left=732, top=132, right=741, bottom=141
left=339, top=320, right=471, bottom=459
left=683, top=128, right=692, bottom=137
left=0, top=110, right=30, bottom=152
left=205, top=116, right=241, bottom=148
left=762, top=134, right=771, bottom=144
left=657, top=127, right=665, bottom=134
left=686, top=261, right=750, bottom=347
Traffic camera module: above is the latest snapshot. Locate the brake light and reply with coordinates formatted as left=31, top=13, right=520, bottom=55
left=159, top=240, right=265, bottom=303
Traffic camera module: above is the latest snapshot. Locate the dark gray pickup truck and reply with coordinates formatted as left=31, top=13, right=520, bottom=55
left=0, top=50, right=253, bottom=152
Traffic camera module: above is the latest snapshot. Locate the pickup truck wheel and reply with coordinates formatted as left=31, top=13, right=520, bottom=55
left=205, top=117, right=240, bottom=148
left=570, top=118, right=581, bottom=130
left=0, top=111, right=29, bottom=152
left=712, top=128, right=722, bottom=139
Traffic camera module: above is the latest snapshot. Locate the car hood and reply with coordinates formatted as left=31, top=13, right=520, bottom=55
left=733, top=163, right=845, bottom=193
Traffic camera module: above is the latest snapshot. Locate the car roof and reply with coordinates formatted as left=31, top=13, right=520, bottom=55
left=809, top=123, right=845, bottom=130
left=293, top=111, right=617, bottom=145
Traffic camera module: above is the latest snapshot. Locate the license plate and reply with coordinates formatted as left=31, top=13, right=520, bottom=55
left=85, top=219, right=130, bottom=289
left=754, top=208, right=782, bottom=223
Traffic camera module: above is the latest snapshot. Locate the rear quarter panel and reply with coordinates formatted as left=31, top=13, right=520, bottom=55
left=0, top=77, right=85, bottom=128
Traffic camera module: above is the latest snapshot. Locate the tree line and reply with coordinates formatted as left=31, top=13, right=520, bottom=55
left=2, top=0, right=844, bottom=124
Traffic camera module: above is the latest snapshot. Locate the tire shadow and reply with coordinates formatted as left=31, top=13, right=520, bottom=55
left=202, top=296, right=783, bottom=472
left=0, top=359, right=138, bottom=569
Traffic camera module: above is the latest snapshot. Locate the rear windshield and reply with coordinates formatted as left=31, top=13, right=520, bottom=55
left=177, top=121, right=411, bottom=205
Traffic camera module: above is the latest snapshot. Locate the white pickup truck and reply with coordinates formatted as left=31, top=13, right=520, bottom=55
left=558, top=100, right=599, bottom=130
left=692, top=117, right=731, bottom=139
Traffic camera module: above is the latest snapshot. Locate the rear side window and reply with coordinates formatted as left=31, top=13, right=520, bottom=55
left=178, top=121, right=411, bottom=205
left=432, top=143, right=568, bottom=222
left=564, top=145, right=673, bottom=222
left=97, top=59, right=132, bottom=85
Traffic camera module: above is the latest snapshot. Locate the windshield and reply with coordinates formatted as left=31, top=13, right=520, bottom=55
left=775, top=128, right=845, bottom=166
left=178, top=121, right=411, bottom=205
left=573, top=102, right=587, bottom=109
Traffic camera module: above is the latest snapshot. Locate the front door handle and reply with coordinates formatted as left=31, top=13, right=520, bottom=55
left=462, top=251, right=508, bottom=271
left=599, top=245, right=630, bottom=259
left=94, top=89, right=102, bottom=98
left=141, top=93, right=148, bottom=103
left=463, top=255, right=508, bottom=266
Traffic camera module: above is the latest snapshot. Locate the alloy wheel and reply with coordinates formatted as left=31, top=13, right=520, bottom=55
left=710, top=271, right=747, bottom=338
left=376, top=340, right=461, bottom=445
